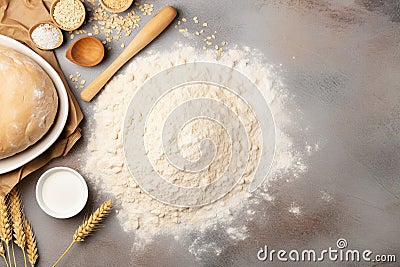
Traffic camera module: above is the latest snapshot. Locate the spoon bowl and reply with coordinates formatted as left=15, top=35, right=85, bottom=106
left=66, top=36, right=105, bottom=67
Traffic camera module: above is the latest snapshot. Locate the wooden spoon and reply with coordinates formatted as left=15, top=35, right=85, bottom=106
left=66, top=36, right=105, bottom=67
left=80, top=6, right=177, bottom=102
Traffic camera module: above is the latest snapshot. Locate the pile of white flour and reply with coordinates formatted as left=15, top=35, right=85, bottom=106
left=83, top=45, right=307, bottom=251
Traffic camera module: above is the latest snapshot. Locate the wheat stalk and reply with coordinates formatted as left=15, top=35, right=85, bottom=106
left=0, top=242, right=4, bottom=256
left=0, top=196, right=12, bottom=266
left=24, top=219, right=38, bottom=267
left=73, top=199, right=113, bottom=242
left=9, top=188, right=27, bottom=267
left=52, top=200, right=113, bottom=267
left=0, top=242, right=9, bottom=267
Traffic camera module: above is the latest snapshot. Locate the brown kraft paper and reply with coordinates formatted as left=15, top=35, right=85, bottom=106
left=0, top=0, right=84, bottom=196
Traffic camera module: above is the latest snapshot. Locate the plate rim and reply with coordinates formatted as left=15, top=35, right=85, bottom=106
left=0, top=34, right=69, bottom=174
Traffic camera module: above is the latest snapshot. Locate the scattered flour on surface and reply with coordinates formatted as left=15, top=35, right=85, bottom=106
left=289, top=202, right=302, bottom=216
left=83, top=44, right=309, bottom=257
left=321, top=191, right=334, bottom=202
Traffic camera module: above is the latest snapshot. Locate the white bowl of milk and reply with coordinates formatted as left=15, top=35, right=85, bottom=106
left=36, top=167, right=88, bottom=219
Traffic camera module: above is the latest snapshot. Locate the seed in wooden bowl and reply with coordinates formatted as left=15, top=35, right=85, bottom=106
left=103, top=0, right=128, bottom=10
left=52, top=0, right=85, bottom=31
left=99, top=0, right=133, bottom=13
left=30, top=23, right=62, bottom=50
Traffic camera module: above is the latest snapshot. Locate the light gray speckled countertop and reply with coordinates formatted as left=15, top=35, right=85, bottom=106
left=17, top=0, right=400, bottom=266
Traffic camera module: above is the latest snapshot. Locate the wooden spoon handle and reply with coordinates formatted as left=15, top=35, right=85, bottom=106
left=80, top=6, right=177, bottom=102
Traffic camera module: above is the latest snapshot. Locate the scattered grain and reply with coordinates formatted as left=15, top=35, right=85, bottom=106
left=215, top=48, right=223, bottom=58
left=173, top=14, right=228, bottom=59
left=139, top=3, right=154, bottom=15
left=87, top=2, right=140, bottom=38
left=69, top=73, right=86, bottom=90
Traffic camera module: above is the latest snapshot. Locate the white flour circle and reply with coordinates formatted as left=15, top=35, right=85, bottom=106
left=84, top=46, right=308, bottom=247
left=122, top=62, right=275, bottom=207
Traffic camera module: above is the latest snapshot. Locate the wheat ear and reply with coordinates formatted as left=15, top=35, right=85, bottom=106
left=24, top=219, right=38, bottom=267
left=0, top=242, right=9, bottom=267
left=0, top=196, right=12, bottom=266
left=52, top=200, right=113, bottom=267
left=9, top=188, right=27, bottom=267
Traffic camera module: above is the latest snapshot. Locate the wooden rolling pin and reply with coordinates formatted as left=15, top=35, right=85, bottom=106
left=80, top=6, right=177, bottom=102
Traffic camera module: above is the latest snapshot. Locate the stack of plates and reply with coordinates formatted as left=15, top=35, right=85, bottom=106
left=0, top=35, right=69, bottom=174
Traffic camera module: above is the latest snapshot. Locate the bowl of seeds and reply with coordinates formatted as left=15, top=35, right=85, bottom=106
left=50, top=0, right=86, bottom=31
left=29, top=21, right=63, bottom=50
left=99, top=0, right=133, bottom=13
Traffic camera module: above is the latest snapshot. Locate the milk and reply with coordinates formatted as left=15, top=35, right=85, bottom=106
left=41, top=170, right=86, bottom=214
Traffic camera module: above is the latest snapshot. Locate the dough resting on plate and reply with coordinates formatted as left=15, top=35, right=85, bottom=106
left=0, top=46, right=58, bottom=160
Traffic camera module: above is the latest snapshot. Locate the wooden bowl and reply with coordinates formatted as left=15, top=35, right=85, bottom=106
left=28, top=21, right=63, bottom=50
left=65, top=36, right=104, bottom=67
left=50, top=0, right=86, bottom=31
left=99, top=0, right=133, bottom=13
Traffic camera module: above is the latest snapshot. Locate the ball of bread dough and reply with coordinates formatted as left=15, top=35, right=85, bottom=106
left=0, top=46, right=58, bottom=160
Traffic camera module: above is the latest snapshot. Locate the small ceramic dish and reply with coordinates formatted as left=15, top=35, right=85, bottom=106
left=28, top=21, right=63, bottom=50
left=36, top=167, right=88, bottom=219
left=99, top=0, right=133, bottom=13
left=50, top=0, right=86, bottom=31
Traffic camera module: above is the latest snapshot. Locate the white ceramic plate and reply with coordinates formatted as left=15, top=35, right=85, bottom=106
left=0, top=34, right=69, bottom=174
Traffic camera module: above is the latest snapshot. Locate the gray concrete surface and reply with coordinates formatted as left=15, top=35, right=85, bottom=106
left=17, top=0, right=400, bottom=266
